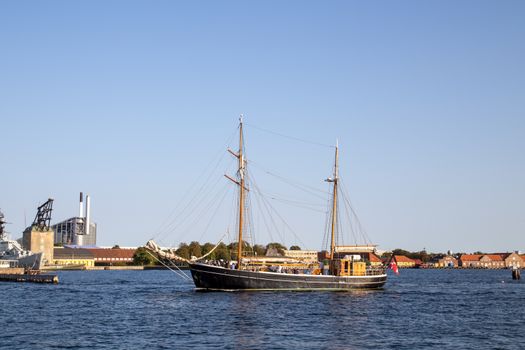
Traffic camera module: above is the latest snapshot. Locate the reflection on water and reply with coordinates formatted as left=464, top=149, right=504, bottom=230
left=0, top=269, right=523, bottom=349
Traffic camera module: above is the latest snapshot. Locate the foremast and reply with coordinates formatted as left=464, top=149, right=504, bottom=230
left=225, top=116, right=247, bottom=270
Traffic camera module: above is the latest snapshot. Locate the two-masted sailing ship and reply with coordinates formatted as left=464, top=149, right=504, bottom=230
left=147, top=117, right=387, bottom=290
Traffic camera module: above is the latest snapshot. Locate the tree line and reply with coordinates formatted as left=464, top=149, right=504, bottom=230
left=133, top=243, right=471, bottom=266
left=133, top=241, right=301, bottom=266
left=174, top=241, right=302, bottom=261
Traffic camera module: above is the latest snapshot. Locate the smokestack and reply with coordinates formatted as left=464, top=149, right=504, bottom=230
left=79, top=192, right=84, bottom=218
left=85, top=195, right=91, bottom=235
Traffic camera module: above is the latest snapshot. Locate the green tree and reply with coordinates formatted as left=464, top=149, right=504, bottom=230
left=228, top=242, right=253, bottom=259
left=391, top=249, right=411, bottom=257
left=289, top=245, right=301, bottom=251
left=201, top=242, right=216, bottom=259
left=253, top=244, right=266, bottom=256
left=266, top=242, right=286, bottom=256
left=188, top=241, right=202, bottom=258
left=215, top=242, right=231, bottom=261
left=419, top=250, right=429, bottom=263
left=176, top=243, right=190, bottom=260
left=133, top=247, right=156, bottom=266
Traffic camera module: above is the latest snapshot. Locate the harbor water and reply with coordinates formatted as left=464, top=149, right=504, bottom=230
left=1, top=269, right=523, bottom=349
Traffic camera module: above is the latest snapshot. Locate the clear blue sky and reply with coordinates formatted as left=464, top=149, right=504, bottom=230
left=1, top=1, right=523, bottom=253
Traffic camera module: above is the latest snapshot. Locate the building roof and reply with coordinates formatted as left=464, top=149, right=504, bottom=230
left=84, top=248, right=136, bottom=259
left=460, top=254, right=482, bottom=261
left=335, top=245, right=377, bottom=253
left=369, top=253, right=382, bottom=263
left=394, top=255, right=415, bottom=263
left=357, top=252, right=382, bottom=263
left=440, top=255, right=458, bottom=261
left=54, top=247, right=94, bottom=259
left=483, top=254, right=504, bottom=261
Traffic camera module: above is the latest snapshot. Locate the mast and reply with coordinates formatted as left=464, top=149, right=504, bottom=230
left=225, top=116, right=246, bottom=270
left=327, top=141, right=339, bottom=260
left=237, top=116, right=245, bottom=269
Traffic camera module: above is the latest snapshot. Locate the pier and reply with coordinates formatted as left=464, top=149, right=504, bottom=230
left=0, top=269, right=58, bottom=284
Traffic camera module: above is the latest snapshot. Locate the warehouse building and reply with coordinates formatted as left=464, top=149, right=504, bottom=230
left=53, top=247, right=95, bottom=267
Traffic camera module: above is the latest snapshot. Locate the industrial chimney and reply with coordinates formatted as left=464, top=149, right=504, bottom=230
left=79, top=192, right=84, bottom=218
left=85, top=195, right=91, bottom=235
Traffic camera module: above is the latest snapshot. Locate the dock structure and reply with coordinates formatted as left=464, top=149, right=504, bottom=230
left=0, top=273, right=58, bottom=284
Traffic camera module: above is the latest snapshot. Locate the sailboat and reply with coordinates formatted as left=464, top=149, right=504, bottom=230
left=163, top=117, right=388, bottom=291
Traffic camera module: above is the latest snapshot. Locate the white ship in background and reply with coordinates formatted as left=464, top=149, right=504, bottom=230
left=0, top=210, right=42, bottom=269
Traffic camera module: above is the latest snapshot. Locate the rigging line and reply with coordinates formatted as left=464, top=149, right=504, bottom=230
left=249, top=171, right=287, bottom=244
left=145, top=250, right=191, bottom=281
left=152, top=126, right=238, bottom=239
left=267, top=198, right=327, bottom=213
left=339, top=187, right=360, bottom=245
left=247, top=195, right=257, bottom=249
left=157, top=156, right=236, bottom=241
left=339, top=178, right=369, bottom=240
left=250, top=179, right=276, bottom=244
left=336, top=185, right=356, bottom=244
left=197, top=233, right=226, bottom=260
left=156, top=156, right=235, bottom=241
left=250, top=172, right=308, bottom=249
left=249, top=160, right=330, bottom=196
left=196, top=184, right=233, bottom=242
left=170, top=182, right=231, bottom=246
left=226, top=183, right=237, bottom=243
left=251, top=186, right=326, bottom=207
left=252, top=190, right=327, bottom=213
left=322, top=182, right=333, bottom=251
left=262, top=194, right=326, bottom=208
left=166, top=182, right=229, bottom=247
left=337, top=205, right=345, bottom=247
left=242, top=184, right=255, bottom=245
left=245, top=122, right=334, bottom=149
left=158, top=174, right=225, bottom=243
left=339, top=179, right=372, bottom=245
left=249, top=174, right=285, bottom=245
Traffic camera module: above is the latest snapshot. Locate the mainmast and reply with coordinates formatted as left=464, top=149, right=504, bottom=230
left=326, top=141, right=339, bottom=260
left=237, top=117, right=245, bottom=269
left=225, top=115, right=247, bottom=270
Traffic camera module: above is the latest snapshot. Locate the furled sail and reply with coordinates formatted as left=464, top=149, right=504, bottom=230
left=145, top=238, right=225, bottom=263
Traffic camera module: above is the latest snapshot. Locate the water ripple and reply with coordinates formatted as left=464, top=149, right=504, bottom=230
left=1, top=269, right=523, bottom=349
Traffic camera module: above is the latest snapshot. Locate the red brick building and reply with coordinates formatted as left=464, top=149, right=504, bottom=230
left=479, top=254, right=505, bottom=269
left=393, top=255, right=416, bottom=268
left=84, top=248, right=136, bottom=265
left=459, top=254, right=483, bottom=268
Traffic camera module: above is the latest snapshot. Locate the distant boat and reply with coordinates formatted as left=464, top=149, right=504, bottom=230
left=148, top=117, right=387, bottom=291
left=0, top=211, right=43, bottom=270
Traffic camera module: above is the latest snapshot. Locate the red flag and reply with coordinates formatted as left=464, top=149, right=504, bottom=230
left=389, top=260, right=399, bottom=275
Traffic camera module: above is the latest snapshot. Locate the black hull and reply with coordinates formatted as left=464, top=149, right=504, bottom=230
left=189, top=263, right=387, bottom=291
